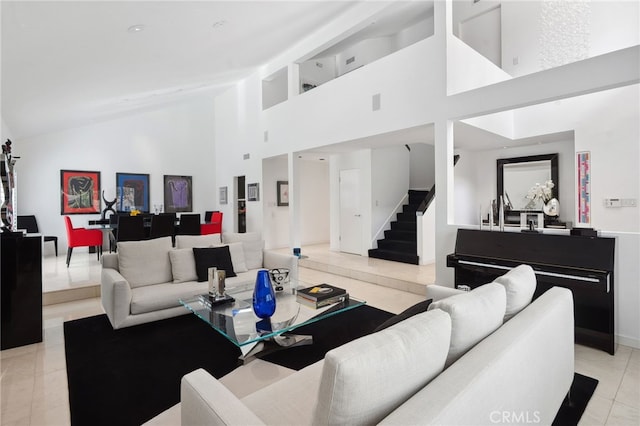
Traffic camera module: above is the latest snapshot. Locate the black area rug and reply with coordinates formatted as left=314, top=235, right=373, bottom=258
left=65, top=307, right=597, bottom=426
left=64, top=305, right=392, bottom=426
left=553, top=372, right=599, bottom=426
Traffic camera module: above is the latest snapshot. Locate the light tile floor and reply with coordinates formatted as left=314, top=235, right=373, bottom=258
left=1, top=248, right=638, bottom=425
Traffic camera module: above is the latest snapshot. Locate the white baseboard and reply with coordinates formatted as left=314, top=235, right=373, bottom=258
left=617, top=334, right=640, bottom=349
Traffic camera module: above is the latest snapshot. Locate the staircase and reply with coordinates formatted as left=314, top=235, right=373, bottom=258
left=368, top=189, right=429, bottom=265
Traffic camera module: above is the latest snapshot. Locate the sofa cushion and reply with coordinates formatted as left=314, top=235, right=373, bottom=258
left=428, top=282, right=506, bottom=367
left=130, top=282, right=206, bottom=314
left=312, top=309, right=452, bottom=425
left=214, top=242, right=248, bottom=273
left=192, top=246, right=237, bottom=282
left=494, top=264, right=536, bottom=321
left=169, top=248, right=198, bottom=283
left=117, top=237, right=173, bottom=288
left=374, top=299, right=433, bottom=332
left=222, top=232, right=263, bottom=269
left=175, top=234, right=222, bottom=249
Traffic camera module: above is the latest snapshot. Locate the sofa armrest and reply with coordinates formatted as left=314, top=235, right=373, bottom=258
left=102, top=253, right=119, bottom=270
left=101, top=267, right=133, bottom=329
left=181, top=368, right=266, bottom=426
left=263, top=250, right=298, bottom=281
left=425, top=284, right=465, bottom=302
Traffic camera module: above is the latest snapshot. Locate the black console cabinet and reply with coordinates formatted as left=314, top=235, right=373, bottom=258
left=447, top=229, right=615, bottom=354
left=1, top=233, right=43, bottom=350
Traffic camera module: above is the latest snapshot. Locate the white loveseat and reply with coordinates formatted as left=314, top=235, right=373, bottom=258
left=101, top=233, right=298, bottom=329
left=152, top=265, right=575, bottom=425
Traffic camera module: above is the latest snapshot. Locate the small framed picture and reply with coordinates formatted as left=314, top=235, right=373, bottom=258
left=219, top=186, right=228, bottom=204
left=277, top=181, right=289, bottom=206
left=248, top=183, right=259, bottom=202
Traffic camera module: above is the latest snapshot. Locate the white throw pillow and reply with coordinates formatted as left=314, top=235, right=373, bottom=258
left=220, top=232, right=263, bottom=269
left=222, top=232, right=261, bottom=244
left=117, top=236, right=173, bottom=288
left=428, top=282, right=506, bottom=367
left=213, top=242, right=248, bottom=273
left=169, top=248, right=197, bottom=283
left=494, top=264, right=537, bottom=321
left=242, top=240, right=264, bottom=270
left=175, top=234, right=222, bottom=249
left=312, top=310, right=452, bottom=425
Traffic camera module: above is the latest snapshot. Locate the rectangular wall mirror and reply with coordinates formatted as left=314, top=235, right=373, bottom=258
left=497, top=153, right=559, bottom=212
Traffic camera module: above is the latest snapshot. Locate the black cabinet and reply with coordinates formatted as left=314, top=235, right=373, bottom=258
left=1, top=233, right=43, bottom=350
left=447, top=229, right=615, bottom=354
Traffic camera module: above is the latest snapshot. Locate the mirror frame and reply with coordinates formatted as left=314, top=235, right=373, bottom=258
left=497, top=153, right=559, bottom=212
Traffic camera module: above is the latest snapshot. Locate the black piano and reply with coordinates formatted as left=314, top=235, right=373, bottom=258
left=447, top=229, right=616, bottom=354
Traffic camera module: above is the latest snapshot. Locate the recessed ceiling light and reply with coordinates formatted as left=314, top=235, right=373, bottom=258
left=128, top=24, right=145, bottom=33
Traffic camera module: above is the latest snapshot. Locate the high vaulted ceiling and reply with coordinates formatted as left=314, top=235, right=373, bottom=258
left=1, top=1, right=360, bottom=140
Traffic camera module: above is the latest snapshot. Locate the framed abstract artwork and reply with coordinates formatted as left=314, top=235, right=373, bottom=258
left=248, top=183, right=259, bottom=202
left=577, top=151, right=591, bottom=225
left=60, top=170, right=101, bottom=214
left=164, top=175, right=193, bottom=213
left=116, top=173, right=150, bottom=213
left=277, top=181, right=289, bottom=206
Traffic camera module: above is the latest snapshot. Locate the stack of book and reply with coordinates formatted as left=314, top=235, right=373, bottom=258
left=296, top=284, right=349, bottom=309
left=198, top=293, right=234, bottom=309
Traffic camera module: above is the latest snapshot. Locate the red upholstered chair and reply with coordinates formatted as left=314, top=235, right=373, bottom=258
left=64, top=216, right=103, bottom=267
left=200, top=212, right=222, bottom=235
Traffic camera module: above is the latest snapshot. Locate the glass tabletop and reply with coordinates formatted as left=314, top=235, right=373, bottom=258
left=179, top=280, right=365, bottom=347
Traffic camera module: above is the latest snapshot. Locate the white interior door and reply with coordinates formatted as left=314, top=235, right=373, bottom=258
left=339, top=169, right=361, bottom=255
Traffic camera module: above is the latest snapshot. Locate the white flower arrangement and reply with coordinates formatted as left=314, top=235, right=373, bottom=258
left=526, top=180, right=555, bottom=205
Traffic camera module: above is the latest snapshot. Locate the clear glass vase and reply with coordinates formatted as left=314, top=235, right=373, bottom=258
left=253, top=269, right=276, bottom=319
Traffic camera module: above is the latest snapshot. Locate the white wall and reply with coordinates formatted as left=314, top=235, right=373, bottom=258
left=454, top=139, right=576, bottom=226
left=299, top=159, right=330, bottom=246
left=371, top=145, right=410, bottom=245
left=262, top=68, right=288, bottom=110
left=393, top=15, right=434, bottom=51
left=502, top=0, right=640, bottom=77
left=336, top=37, right=393, bottom=77
left=1, top=118, right=13, bottom=142
left=15, top=96, right=215, bottom=255
left=262, top=155, right=289, bottom=249
left=409, top=143, right=435, bottom=190
left=447, top=33, right=511, bottom=95
left=512, top=85, right=639, bottom=232
left=299, top=57, right=336, bottom=90
left=261, top=38, right=442, bottom=155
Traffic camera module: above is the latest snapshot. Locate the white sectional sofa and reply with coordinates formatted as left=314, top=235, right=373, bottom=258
left=150, top=265, right=575, bottom=425
left=100, top=233, right=298, bottom=329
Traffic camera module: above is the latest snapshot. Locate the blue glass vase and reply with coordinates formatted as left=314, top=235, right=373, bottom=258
left=253, top=269, right=276, bottom=319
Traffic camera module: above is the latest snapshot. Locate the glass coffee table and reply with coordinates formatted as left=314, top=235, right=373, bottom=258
left=179, top=281, right=365, bottom=361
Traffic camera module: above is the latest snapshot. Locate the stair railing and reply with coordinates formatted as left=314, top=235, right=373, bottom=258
left=370, top=193, right=408, bottom=248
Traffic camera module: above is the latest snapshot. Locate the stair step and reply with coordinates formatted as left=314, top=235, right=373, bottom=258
left=403, top=204, right=420, bottom=214
left=384, top=229, right=415, bottom=241
left=368, top=249, right=419, bottom=265
left=408, top=190, right=430, bottom=205
left=397, top=211, right=417, bottom=222
left=377, top=239, right=416, bottom=253
left=391, top=221, right=416, bottom=231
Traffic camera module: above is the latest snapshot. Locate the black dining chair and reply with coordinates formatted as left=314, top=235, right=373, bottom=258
left=149, top=213, right=177, bottom=241
left=116, top=215, right=146, bottom=243
left=17, top=215, right=58, bottom=256
left=177, top=213, right=201, bottom=236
